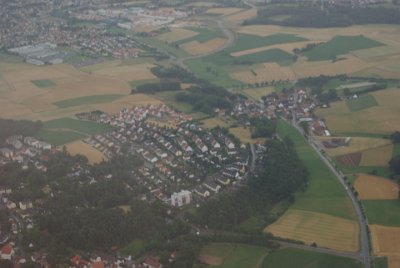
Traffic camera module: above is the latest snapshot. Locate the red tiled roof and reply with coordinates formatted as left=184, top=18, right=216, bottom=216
left=91, top=261, right=105, bottom=268
left=1, top=244, right=13, bottom=255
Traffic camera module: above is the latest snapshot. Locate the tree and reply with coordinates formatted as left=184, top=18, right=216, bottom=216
left=390, top=131, right=400, bottom=144
left=389, top=155, right=400, bottom=175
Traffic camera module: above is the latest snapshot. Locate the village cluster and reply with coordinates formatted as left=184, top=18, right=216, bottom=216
left=81, top=104, right=251, bottom=206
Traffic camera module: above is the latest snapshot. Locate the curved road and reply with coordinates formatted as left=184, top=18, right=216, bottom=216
left=290, top=119, right=371, bottom=268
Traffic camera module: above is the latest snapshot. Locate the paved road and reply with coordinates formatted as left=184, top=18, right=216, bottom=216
left=289, top=120, right=371, bottom=268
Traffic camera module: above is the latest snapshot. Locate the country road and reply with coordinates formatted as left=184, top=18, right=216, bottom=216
left=289, top=119, right=371, bottom=268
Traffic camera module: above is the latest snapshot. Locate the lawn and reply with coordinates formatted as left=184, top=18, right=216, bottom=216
left=200, top=243, right=268, bottom=268
left=31, top=79, right=56, bottom=88
left=277, top=120, right=356, bottom=220
left=35, top=129, right=86, bottom=146
left=363, top=200, right=400, bottom=226
left=305, top=35, right=383, bottom=61
left=346, top=94, right=378, bottom=112
left=53, top=94, right=124, bottom=108
left=43, top=118, right=114, bottom=135
left=261, top=248, right=362, bottom=268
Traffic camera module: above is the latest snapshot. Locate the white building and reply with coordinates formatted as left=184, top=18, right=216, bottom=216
left=171, top=190, right=192, bottom=207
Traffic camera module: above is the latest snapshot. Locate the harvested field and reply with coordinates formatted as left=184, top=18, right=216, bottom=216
left=242, top=87, right=274, bottom=101
left=157, top=27, right=198, bottom=43
left=66, top=141, right=105, bottom=164
left=229, top=126, right=266, bottom=144
left=389, top=256, right=400, bottom=268
left=181, top=38, right=227, bottom=55
left=231, top=63, right=296, bottom=83
left=354, top=174, right=399, bottom=200
left=206, top=7, right=243, bottom=16
left=336, top=152, right=362, bottom=167
left=360, top=145, right=393, bottom=167
left=370, top=225, right=400, bottom=257
left=265, top=209, right=359, bottom=252
left=316, top=89, right=400, bottom=134
left=227, top=9, right=257, bottom=22
left=91, top=63, right=156, bottom=82
left=316, top=136, right=391, bottom=157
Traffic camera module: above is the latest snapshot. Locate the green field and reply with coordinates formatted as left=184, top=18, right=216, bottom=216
left=129, top=78, right=160, bottom=89
left=305, top=35, right=383, bottom=61
left=43, top=118, right=114, bottom=135
left=374, top=256, right=388, bottom=268
left=36, top=129, right=86, bottom=146
left=346, top=94, right=378, bottom=112
left=393, top=143, right=400, bottom=157
left=153, top=91, right=193, bottom=113
left=53, top=94, right=123, bottom=108
left=31, top=79, right=56, bottom=88
left=175, top=27, right=224, bottom=45
left=363, top=200, right=400, bottom=226
left=200, top=243, right=268, bottom=268
left=261, top=248, right=362, bottom=268
left=277, top=120, right=356, bottom=220
left=227, top=33, right=306, bottom=53
left=186, top=58, right=242, bottom=88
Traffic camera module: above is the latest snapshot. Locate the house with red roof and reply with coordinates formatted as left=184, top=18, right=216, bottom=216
left=0, top=244, right=14, bottom=260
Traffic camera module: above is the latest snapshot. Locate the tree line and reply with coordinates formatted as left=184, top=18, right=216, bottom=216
left=0, top=119, right=42, bottom=144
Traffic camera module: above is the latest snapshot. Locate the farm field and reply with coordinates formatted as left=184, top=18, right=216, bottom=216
left=175, top=27, right=224, bottom=45
left=261, top=247, right=362, bottom=268
left=364, top=200, right=400, bottom=226
left=346, top=94, right=378, bottom=112
left=336, top=152, right=362, bottom=167
left=360, top=144, right=393, bottom=167
left=43, top=118, right=114, bottom=135
left=241, top=87, right=274, bottom=101
left=370, top=224, right=400, bottom=268
left=35, top=129, right=86, bottom=146
left=66, top=141, right=105, bottom=164
left=181, top=38, right=227, bottom=55
left=265, top=209, right=359, bottom=252
left=0, top=59, right=163, bottom=122
left=304, top=35, right=383, bottom=61
left=156, top=27, right=198, bottom=43
left=227, top=8, right=257, bottom=23
left=316, top=89, right=400, bottom=134
left=206, top=7, right=243, bottom=16
left=317, top=136, right=391, bottom=157
left=198, top=242, right=268, bottom=268
left=277, top=120, right=356, bottom=220
left=354, top=174, right=399, bottom=200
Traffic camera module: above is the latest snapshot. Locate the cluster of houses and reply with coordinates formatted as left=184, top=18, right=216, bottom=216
left=80, top=104, right=250, bottom=206
left=0, top=135, right=55, bottom=171
left=69, top=254, right=167, bottom=268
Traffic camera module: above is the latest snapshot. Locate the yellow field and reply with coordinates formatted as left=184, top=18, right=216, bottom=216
left=206, top=7, right=243, bottom=16
left=231, top=63, right=296, bottom=83
left=265, top=209, right=360, bottom=252
left=229, top=126, right=266, bottom=144
left=66, top=141, right=105, bottom=164
left=0, top=60, right=161, bottom=121
left=227, top=9, right=257, bottom=23
left=370, top=224, right=400, bottom=268
left=355, top=174, right=399, bottom=200
left=157, top=27, right=198, bottom=43
left=91, top=63, right=157, bottom=82
left=181, top=38, right=227, bottom=55
left=316, top=136, right=391, bottom=157
left=360, top=144, right=393, bottom=167
left=242, top=87, right=274, bottom=101
left=200, top=117, right=230, bottom=129
left=316, top=89, right=400, bottom=134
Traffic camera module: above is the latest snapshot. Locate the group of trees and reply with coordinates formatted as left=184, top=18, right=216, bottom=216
left=245, top=6, right=400, bottom=28
left=175, top=84, right=236, bottom=115
left=250, top=117, right=277, bottom=138
left=0, top=119, right=42, bottom=144
left=133, top=80, right=181, bottom=94
left=389, top=131, right=400, bottom=177
left=194, top=138, right=308, bottom=230
left=151, top=66, right=199, bottom=84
